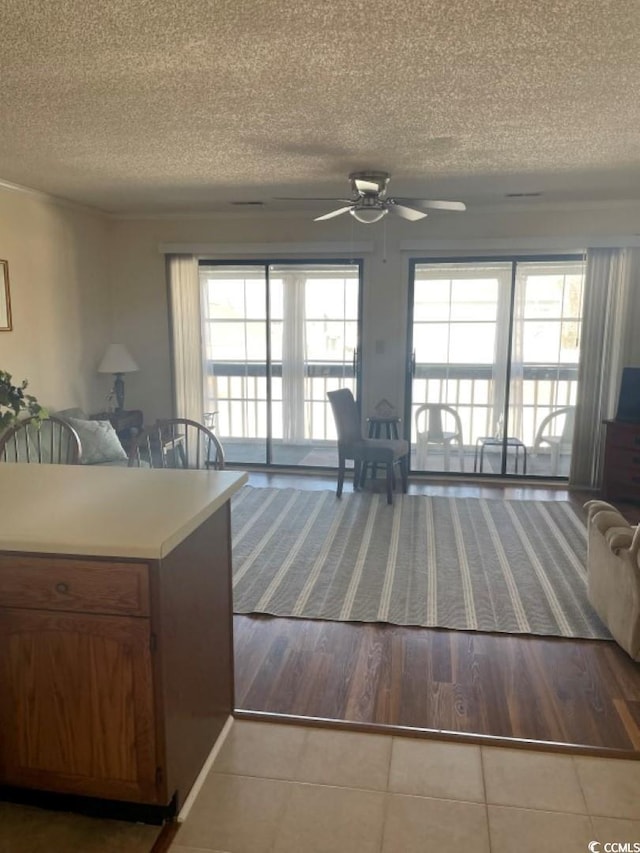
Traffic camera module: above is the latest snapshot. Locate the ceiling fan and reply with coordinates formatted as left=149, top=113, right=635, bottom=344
left=276, top=171, right=466, bottom=223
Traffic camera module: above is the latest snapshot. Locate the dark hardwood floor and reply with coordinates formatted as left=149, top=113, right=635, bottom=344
left=232, top=470, right=640, bottom=756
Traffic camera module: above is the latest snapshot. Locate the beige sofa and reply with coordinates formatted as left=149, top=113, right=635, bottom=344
left=584, top=500, right=640, bottom=661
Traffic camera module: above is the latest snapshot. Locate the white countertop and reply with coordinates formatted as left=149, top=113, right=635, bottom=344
left=0, top=464, right=248, bottom=559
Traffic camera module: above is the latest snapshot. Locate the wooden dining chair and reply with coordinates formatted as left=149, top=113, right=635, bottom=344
left=128, top=417, right=225, bottom=469
left=327, top=388, right=409, bottom=505
left=0, top=415, right=82, bottom=464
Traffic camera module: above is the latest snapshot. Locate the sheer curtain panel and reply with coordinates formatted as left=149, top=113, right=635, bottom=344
left=571, top=248, right=639, bottom=488
left=281, top=272, right=308, bottom=444
left=167, top=254, right=205, bottom=423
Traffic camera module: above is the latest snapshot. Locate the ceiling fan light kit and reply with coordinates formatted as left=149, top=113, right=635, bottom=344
left=349, top=206, right=388, bottom=223
left=295, top=171, right=466, bottom=225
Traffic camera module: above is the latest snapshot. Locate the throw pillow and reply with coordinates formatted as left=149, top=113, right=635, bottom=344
left=66, top=417, right=128, bottom=465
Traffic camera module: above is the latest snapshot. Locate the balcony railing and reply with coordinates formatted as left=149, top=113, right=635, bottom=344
left=204, top=360, right=578, bottom=461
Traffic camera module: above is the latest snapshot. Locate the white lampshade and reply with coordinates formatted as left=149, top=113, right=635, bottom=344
left=97, top=343, right=139, bottom=375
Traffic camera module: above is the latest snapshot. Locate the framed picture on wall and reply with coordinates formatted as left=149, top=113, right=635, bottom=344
left=0, top=260, right=12, bottom=331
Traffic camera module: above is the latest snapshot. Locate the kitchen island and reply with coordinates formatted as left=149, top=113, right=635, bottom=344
left=0, top=463, right=247, bottom=816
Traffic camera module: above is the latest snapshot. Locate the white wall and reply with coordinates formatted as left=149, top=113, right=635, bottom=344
left=0, top=187, right=113, bottom=414
left=111, top=202, right=640, bottom=423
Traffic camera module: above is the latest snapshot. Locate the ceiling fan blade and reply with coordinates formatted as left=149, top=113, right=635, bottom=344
left=388, top=203, right=428, bottom=221
left=275, top=197, right=353, bottom=202
left=354, top=178, right=380, bottom=194
left=314, top=205, right=353, bottom=221
left=393, top=198, right=467, bottom=211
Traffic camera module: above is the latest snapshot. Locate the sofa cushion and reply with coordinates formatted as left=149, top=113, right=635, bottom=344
left=585, top=499, right=640, bottom=661
left=66, top=417, right=128, bottom=465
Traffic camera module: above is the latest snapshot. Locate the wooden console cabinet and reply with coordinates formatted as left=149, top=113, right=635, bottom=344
left=602, top=419, right=640, bottom=502
left=0, top=465, right=246, bottom=814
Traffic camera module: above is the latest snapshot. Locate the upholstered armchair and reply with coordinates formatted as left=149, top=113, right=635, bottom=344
left=584, top=500, right=640, bottom=661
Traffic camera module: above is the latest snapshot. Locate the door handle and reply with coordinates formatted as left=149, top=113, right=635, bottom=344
left=352, top=348, right=358, bottom=375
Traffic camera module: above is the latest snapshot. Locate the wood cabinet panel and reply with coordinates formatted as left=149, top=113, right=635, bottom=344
left=155, top=505, right=234, bottom=806
left=0, top=609, right=158, bottom=802
left=0, top=556, right=149, bottom=616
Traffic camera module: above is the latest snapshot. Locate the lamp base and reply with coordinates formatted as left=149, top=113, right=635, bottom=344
left=114, top=374, right=125, bottom=411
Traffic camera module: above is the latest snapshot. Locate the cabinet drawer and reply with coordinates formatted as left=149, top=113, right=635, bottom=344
left=604, top=469, right=640, bottom=491
left=605, top=446, right=640, bottom=472
left=605, top=423, right=640, bottom=452
left=0, top=556, right=149, bottom=616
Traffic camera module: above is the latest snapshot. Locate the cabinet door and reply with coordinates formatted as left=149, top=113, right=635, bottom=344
left=0, top=609, right=158, bottom=803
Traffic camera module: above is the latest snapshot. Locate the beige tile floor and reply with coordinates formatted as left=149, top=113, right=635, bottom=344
left=171, top=720, right=640, bottom=853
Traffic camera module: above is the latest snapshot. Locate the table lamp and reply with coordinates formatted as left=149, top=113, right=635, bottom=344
left=98, top=343, right=139, bottom=411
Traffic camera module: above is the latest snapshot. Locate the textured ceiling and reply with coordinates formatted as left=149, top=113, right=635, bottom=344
left=1, top=0, right=639, bottom=214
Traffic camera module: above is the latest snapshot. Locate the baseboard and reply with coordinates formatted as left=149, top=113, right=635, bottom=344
left=176, top=714, right=234, bottom=822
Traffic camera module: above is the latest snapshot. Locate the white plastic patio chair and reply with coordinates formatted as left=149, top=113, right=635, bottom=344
left=414, top=404, right=465, bottom=471
left=532, top=405, right=575, bottom=476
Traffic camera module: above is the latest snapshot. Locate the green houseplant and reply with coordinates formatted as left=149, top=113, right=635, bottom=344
left=0, top=370, right=46, bottom=435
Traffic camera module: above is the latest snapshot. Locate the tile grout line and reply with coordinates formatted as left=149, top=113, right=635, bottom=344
left=480, top=746, right=495, bottom=853
left=377, top=735, right=396, bottom=853
left=570, top=753, right=592, bottom=817
left=267, top=726, right=311, bottom=853
left=385, top=736, right=394, bottom=792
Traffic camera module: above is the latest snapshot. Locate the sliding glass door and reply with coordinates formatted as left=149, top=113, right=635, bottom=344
left=200, top=261, right=362, bottom=466
left=406, top=256, right=584, bottom=478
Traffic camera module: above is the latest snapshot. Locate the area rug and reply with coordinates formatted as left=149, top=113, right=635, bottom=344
left=231, top=487, right=610, bottom=639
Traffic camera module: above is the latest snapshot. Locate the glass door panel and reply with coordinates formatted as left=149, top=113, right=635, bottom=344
left=508, top=261, right=584, bottom=478
left=201, top=265, right=268, bottom=464
left=269, top=264, right=360, bottom=467
left=200, top=261, right=361, bottom=468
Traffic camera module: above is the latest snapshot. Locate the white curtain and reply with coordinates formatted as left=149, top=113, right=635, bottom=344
left=570, top=248, right=640, bottom=488
left=507, top=267, right=527, bottom=440
left=167, top=254, right=204, bottom=423
left=282, top=273, right=308, bottom=443
left=490, top=268, right=515, bottom=437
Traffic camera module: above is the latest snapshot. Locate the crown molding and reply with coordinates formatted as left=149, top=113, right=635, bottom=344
left=158, top=241, right=375, bottom=256
left=399, top=236, right=640, bottom=253
left=0, top=177, right=108, bottom=216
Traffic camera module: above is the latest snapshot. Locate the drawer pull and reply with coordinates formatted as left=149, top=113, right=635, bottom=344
left=55, top=582, right=70, bottom=594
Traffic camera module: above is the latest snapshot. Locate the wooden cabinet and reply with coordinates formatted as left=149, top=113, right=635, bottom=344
left=0, top=608, right=157, bottom=803
left=0, top=505, right=235, bottom=815
left=602, top=419, right=640, bottom=502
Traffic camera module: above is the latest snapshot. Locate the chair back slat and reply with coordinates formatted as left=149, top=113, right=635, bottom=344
left=128, top=418, right=225, bottom=470
left=0, top=416, right=82, bottom=465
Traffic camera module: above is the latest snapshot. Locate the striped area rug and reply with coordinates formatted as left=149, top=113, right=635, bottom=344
left=231, top=487, right=610, bottom=639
